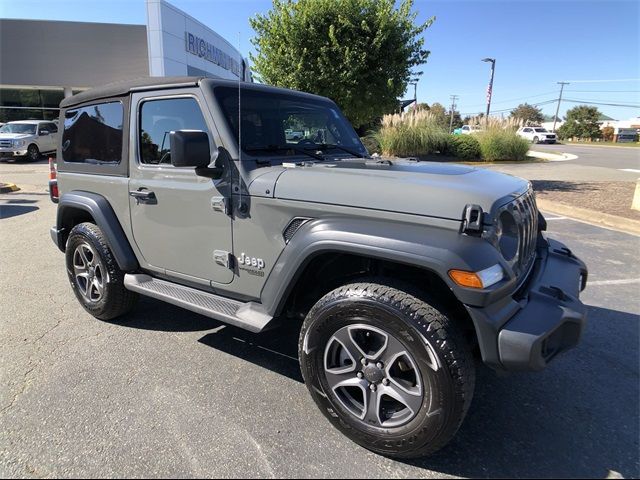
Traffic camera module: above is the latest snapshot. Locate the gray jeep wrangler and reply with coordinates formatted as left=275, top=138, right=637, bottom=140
left=50, top=77, right=588, bottom=458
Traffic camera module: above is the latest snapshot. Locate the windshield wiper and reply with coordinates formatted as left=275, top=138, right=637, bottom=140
left=306, top=143, right=367, bottom=158
left=245, top=144, right=325, bottom=161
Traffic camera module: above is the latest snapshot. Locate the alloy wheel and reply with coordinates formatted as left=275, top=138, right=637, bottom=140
left=323, top=324, right=424, bottom=428
left=72, top=242, right=106, bottom=302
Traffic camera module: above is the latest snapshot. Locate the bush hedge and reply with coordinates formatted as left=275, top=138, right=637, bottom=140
left=476, top=129, right=530, bottom=161
left=448, top=135, right=481, bottom=160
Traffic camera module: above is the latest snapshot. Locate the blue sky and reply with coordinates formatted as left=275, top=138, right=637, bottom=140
left=2, top=0, right=639, bottom=120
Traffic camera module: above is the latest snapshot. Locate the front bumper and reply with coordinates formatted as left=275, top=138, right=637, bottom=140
left=467, top=237, right=588, bottom=372
left=0, top=147, right=28, bottom=158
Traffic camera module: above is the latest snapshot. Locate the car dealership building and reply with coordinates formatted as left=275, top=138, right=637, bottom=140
left=0, top=0, right=251, bottom=122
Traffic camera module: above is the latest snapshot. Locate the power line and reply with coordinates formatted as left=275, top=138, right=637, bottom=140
left=567, top=90, right=640, bottom=93
left=463, top=91, right=557, bottom=108
left=563, top=99, right=640, bottom=108
left=563, top=78, right=640, bottom=83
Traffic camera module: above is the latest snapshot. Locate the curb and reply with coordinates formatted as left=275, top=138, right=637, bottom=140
left=537, top=199, right=640, bottom=236
left=528, top=150, right=578, bottom=162
left=0, top=183, right=20, bottom=194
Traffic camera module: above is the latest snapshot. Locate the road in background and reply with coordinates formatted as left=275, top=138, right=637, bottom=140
left=0, top=161, right=638, bottom=478
left=535, top=143, right=640, bottom=172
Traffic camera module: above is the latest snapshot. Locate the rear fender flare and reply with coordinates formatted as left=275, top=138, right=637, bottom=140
left=56, top=191, right=138, bottom=272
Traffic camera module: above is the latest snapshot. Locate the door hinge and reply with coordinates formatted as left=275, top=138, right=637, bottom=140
left=213, top=250, right=232, bottom=269
left=211, top=196, right=230, bottom=215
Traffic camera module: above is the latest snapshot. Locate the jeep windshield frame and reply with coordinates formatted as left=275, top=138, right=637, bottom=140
left=214, top=86, right=367, bottom=160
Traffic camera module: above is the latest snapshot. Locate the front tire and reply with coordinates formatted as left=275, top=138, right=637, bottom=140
left=532, top=136, right=539, bottom=144
left=65, top=222, right=138, bottom=320
left=299, top=281, right=475, bottom=459
left=26, top=144, right=40, bottom=161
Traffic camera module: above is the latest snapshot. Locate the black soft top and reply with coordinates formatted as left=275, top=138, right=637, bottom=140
left=60, top=76, right=332, bottom=109
left=60, top=77, right=204, bottom=108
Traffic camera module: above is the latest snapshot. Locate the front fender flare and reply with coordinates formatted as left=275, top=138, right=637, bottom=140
left=260, top=217, right=505, bottom=315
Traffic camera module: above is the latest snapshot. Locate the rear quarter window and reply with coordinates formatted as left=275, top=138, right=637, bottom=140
left=62, top=102, right=123, bottom=164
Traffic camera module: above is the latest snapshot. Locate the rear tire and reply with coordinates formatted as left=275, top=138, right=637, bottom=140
left=299, top=280, right=475, bottom=459
left=65, top=222, right=138, bottom=320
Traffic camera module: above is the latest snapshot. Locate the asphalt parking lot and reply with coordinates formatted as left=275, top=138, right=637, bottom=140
left=1, top=161, right=639, bottom=478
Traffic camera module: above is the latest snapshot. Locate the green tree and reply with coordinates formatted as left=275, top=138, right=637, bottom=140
left=250, top=0, right=434, bottom=129
left=428, top=102, right=447, bottom=128
left=557, top=105, right=602, bottom=140
left=510, top=103, right=544, bottom=125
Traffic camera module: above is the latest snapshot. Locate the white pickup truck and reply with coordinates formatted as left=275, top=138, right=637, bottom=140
left=0, top=120, right=58, bottom=161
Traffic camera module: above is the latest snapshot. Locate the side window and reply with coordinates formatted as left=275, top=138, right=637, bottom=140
left=139, top=97, right=210, bottom=165
left=523, top=128, right=532, bottom=133
left=62, top=102, right=123, bottom=164
left=47, top=122, right=58, bottom=133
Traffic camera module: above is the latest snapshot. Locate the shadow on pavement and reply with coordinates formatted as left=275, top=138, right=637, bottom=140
left=532, top=180, right=599, bottom=193
left=116, top=297, right=303, bottom=381
left=0, top=204, right=39, bottom=219
left=116, top=296, right=639, bottom=478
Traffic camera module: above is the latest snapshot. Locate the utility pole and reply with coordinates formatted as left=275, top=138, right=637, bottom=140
left=553, top=82, right=569, bottom=132
left=449, top=95, right=459, bottom=133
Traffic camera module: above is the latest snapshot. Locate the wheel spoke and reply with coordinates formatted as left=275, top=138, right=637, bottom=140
left=78, top=245, right=91, bottom=267
left=325, top=368, right=358, bottom=391
left=363, top=388, right=382, bottom=426
left=380, top=382, right=423, bottom=416
left=346, top=325, right=388, bottom=361
left=84, top=275, right=92, bottom=297
left=331, top=328, right=366, bottom=366
left=378, top=334, right=407, bottom=366
left=92, top=278, right=102, bottom=299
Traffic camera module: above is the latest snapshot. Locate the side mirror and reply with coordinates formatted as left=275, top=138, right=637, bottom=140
left=170, top=130, right=210, bottom=168
left=39, top=130, right=49, bottom=136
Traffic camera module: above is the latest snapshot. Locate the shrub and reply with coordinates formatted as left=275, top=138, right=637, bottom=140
left=448, top=135, right=481, bottom=160
left=377, top=110, right=450, bottom=157
left=476, top=128, right=530, bottom=161
left=602, top=126, right=614, bottom=142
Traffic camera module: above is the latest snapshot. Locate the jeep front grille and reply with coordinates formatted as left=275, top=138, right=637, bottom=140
left=508, top=190, right=539, bottom=276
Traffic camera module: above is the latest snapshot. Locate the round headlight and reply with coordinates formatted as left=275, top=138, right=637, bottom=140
left=13, top=139, right=26, bottom=147
left=498, top=210, right=519, bottom=261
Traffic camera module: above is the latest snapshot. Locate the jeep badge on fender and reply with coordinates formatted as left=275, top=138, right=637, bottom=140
left=50, top=76, right=588, bottom=459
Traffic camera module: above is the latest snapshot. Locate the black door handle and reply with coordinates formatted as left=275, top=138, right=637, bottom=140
left=129, top=189, right=156, bottom=204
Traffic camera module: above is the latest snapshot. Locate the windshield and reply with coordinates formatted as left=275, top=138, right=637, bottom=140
left=0, top=123, right=37, bottom=135
left=534, top=128, right=548, bottom=132
left=215, top=87, right=367, bottom=158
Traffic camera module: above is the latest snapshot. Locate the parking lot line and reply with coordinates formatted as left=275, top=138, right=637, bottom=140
left=587, top=278, right=640, bottom=286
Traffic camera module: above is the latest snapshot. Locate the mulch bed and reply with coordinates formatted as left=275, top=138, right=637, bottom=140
left=532, top=180, right=640, bottom=221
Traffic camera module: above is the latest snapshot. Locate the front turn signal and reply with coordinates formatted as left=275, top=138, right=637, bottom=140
left=449, top=270, right=483, bottom=289
left=449, top=264, right=504, bottom=289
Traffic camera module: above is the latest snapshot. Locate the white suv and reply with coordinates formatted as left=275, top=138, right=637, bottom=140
left=0, top=120, right=58, bottom=161
left=517, top=126, right=557, bottom=144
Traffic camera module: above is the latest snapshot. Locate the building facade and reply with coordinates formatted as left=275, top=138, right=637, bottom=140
left=0, top=0, right=251, bottom=123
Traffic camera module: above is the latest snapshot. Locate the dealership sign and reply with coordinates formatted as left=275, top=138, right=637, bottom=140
left=185, top=32, right=241, bottom=78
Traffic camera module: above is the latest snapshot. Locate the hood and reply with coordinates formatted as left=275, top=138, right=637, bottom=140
left=0, top=133, right=35, bottom=140
left=272, top=159, right=529, bottom=221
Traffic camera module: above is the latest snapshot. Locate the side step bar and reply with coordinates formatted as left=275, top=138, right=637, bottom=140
left=124, top=274, right=273, bottom=333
